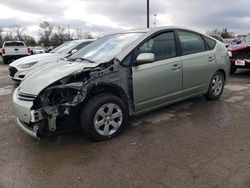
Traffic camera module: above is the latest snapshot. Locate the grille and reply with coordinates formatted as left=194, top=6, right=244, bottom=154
left=9, top=66, right=18, bottom=77
left=232, top=48, right=250, bottom=59
left=17, top=92, right=36, bottom=101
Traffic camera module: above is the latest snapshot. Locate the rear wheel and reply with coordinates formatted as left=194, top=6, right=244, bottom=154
left=205, top=71, right=225, bottom=100
left=80, top=93, right=128, bottom=141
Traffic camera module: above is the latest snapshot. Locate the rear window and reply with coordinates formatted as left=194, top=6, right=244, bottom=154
left=204, top=36, right=216, bottom=50
left=178, top=31, right=206, bottom=55
left=4, top=42, right=25, bottom=47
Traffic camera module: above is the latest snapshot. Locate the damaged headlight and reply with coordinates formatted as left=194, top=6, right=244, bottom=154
left=47, top=88, right=79, bottom=106
left=34, top=82, right=86, bottom=109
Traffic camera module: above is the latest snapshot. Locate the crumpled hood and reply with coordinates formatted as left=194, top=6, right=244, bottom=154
left=228, top=43, right=250, bottom=52
left=9, top=53, right=63, bottom=67
left=19, top=60, right=100, bottom=95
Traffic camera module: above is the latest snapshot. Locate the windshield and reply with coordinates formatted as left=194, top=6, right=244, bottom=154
left=243, top=35, right=250, bottom=43
left=50, top=41, right=78, bottom=54
left=69, top=32, right=144, bottom=63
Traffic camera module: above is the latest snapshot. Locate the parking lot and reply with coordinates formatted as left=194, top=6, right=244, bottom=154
left=0, top=59, right=250, bottom=188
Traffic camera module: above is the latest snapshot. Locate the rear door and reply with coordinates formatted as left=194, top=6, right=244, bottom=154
left=177, top=30, right=217, bottom=97
left=132, top=31, right=182, bottom=113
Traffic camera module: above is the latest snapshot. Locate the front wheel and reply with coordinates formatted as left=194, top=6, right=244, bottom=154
left=205, top=71, right=225, bottom=100
left=80, top=93, right=128, bottom=141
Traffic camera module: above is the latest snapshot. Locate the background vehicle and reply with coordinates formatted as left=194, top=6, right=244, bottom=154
left=12, top=27, right=230, bottom=141
left=9, top=39, right=95, bottom=81
left=31, top=46, right=45, bottom=54
left=209, top=34, right=224, bottom=43
left=227, top=34, right=250, bottom=73
left=2, top=41, right=31, bottom=64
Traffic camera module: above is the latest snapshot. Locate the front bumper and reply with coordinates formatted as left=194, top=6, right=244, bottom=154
left=17, top=118, right=40, bottom=139
left=13, top=88, right=46, bottom=139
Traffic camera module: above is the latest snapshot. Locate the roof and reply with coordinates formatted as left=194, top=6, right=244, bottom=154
left=4, top=41, right=26, bottom=43
left=72, top=39, right=96, bottom=43
left=104, top=26, right=205, bottom=37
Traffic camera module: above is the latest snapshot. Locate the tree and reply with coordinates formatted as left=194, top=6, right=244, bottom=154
left=11, top=25, right=25, bottom=40
left=22, top=35, right=36, bottom=46
left=39, top=21, right=54, bottom=46
left=3, top=25, right=25, bottom=41
left=75, top=28, right=84, bottom=39
left=83, top=31, right=94, bottom=39
left=74, top=29, right=94, bottom=39
left=206, top=28, right=235, bottom=38
left=206, top=29, right=221, bottom=36
left=51, top=26, right=67, bottom=46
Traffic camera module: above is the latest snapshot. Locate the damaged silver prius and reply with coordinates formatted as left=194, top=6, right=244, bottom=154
left=13, top=27, right=230, bottom=141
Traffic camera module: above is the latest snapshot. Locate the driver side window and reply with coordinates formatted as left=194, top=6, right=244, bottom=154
left=138, top=32, right=177, bottom=62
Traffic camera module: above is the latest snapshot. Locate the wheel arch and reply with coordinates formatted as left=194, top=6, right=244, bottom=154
left=217, top=69, right=226, bottom=80
left=83, top=83, right=130, bottom=109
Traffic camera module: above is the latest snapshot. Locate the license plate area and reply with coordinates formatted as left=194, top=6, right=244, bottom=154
left=235, top=59, right=245, bottom=66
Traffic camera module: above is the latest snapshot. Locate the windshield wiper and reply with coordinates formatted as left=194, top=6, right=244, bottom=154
left=74, top=57, right=95, bottom=64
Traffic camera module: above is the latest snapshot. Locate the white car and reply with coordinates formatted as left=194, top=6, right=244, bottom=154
left=32, top=47, right=45, bottom=54
left=9, top=39, right=95, bottom=82
left=2, top=41, right=31, bottom=64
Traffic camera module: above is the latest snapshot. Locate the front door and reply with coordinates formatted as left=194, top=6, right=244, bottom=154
left=132, top=31, right=182, bottom=113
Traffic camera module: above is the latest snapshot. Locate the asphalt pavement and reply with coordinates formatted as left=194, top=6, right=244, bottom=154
left=1, top=60, right=250, bottom=188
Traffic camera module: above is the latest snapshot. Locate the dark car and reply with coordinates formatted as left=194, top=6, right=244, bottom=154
left=228, top=34, right=250, bottom=73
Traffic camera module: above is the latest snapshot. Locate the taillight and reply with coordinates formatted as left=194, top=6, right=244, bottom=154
left=2, top=48, right=5, bottom=54
left=28, top=48, right=31, bottom=54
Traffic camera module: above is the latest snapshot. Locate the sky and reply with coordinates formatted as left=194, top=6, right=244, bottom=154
left=0, top=0, right=250, bottom=39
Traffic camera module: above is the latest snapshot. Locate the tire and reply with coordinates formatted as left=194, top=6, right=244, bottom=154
left=80, top=93, right=128, bottom=141
left=2, top=56, right=8, bottom=64
left=230, top=66, right=237, bottom=74
left=205, top=71, right=225, bottom=100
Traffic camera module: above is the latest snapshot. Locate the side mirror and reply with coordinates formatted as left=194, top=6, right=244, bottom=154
left=136, top=53, right=155, bottom=64
left=71, top=49, right=78, bottom=54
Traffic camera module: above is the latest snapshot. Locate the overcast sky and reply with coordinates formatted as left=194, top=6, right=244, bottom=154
left=0, top=0, right=249, bottom=38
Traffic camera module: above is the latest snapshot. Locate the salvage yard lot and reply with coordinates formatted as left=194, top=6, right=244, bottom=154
left=0, top=58, right=250, bottom=188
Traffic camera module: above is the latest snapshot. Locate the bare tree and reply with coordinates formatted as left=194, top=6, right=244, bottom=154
left=51, top=26, right=67, bottom=46
left=11, top=25, right=25, bottom=40
left=74, top=29, right=94, bottom=39
left=83, top=31, right=94, bottom=39
left=206, top=29, right=221, bottom=35
left=75, top=28, right=84, bottom=39
left=3, top=25, right=25, bottom=41
left=39, top=21, right=54, bottom=46
left=206, top=28, right=235, bottom=38
left=22, top=35, right=36, bottom=46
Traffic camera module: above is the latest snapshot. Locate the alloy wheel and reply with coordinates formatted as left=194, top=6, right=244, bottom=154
left=211, top=74, right=223, bottom=96
left=94, top=103, right=123, bottom=136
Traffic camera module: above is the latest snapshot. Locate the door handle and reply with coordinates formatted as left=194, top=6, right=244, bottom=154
left=208, top=56, right=215, bottom=62
left=172, top=64, right=181, bottom=71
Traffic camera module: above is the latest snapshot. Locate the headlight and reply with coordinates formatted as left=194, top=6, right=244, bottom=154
left=17, top=61, right=38, bottom=69
left=228, top=51, right=232, bottom=57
